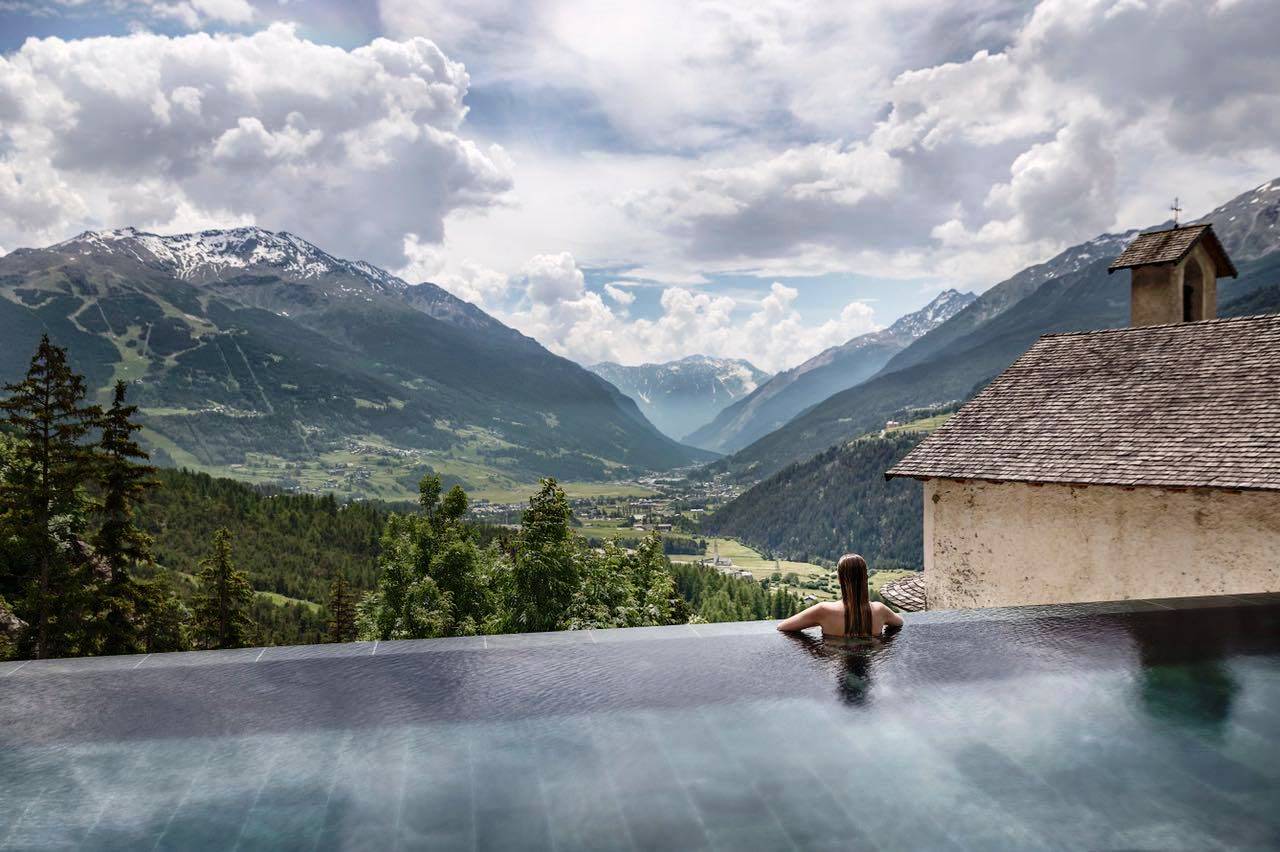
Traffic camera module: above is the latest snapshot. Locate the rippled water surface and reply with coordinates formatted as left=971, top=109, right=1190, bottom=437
left=1, top=595, right=1278, bottom=850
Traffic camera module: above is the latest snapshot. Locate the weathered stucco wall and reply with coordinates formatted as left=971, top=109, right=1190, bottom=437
left=1129, top=242, right=1218, bottom=326
left=1130, top=265, right=1182, bottom=326
left=923, top=479, right=1280, bottom=609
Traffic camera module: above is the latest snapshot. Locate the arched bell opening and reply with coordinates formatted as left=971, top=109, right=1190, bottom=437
left=1182, top=255, right=1206, bottom=323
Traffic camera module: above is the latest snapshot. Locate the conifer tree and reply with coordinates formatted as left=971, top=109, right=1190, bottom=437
left=565, top=539, right=633, bottom=629
left=327, top=573, right=357, bottom=643
left=0, top=335, right=101, bottom=658
left=509, top=478, right=579, bottom=632
left=631, top=532, right=676, bottom=625
left=354, top=475, right=479, bottom=640
left=429, top=484, right=491, bottom=631
left=135, top=576, right=192, bottom=653
left=92, top=381, right=157, bottom=655
left=667, top=583, right=694, bottom=625
left=355, top=511, right=453, bottom=640
left=0, top=434, right=21, bottom=657
left=193, top=527, right=255, bottom=649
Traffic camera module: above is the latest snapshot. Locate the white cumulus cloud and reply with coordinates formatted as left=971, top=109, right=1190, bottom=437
left=497, top=255, right=879, bottom=372
left=0, top=24, right=512, bottom=268
left=603, top=283, right=634, bottom=306
left=622, top=0, right=1280, bottom=285
left=382, top=0, right=1280, bottom=291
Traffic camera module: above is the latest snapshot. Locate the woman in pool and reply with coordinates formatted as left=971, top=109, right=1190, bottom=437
left=776, top=553, right=904, bottom=639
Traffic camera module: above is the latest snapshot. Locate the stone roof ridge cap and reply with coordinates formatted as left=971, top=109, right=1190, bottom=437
left=1039, top=314, right=1279, bottom=339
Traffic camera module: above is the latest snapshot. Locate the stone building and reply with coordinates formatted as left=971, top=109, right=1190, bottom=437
left=886, top=225, right=1278, bottom=609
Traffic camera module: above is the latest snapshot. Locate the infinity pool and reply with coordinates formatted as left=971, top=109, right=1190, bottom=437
left=1, top=595, right=1278, bottom=851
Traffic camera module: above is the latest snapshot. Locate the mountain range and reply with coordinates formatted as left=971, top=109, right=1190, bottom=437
left=685, top=288, right=975, bottom=453
left=707, top=176, right=1280, bottom=485
left=588, top=355, right=769, bottom=443
left=0, top=227, right=707, bottom=498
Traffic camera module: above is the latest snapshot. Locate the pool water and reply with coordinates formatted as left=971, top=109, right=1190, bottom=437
left=1, top=595, right=1278, bottom=850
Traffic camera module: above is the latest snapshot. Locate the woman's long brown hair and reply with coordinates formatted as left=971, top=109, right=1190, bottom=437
left=837, top=553, right=873, bottom=639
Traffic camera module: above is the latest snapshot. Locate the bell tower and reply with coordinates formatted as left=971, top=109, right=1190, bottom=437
left=1108, top=221, right=1237, bottom=327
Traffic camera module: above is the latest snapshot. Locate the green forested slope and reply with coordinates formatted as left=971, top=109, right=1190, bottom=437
left=707, top=433, right=926, bottom=568
left=1224, top=284, right=1280, bottom=316
left=1222, top=262, right=1280, bottom=317
left=141, top=468, right=795, bottom=647
left=144, top=468, right=390, bottom=603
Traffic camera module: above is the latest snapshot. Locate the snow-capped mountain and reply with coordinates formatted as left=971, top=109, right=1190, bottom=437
left=589, top=355, right=769, bottom=443
left=686, top=288, right=975, bottom=453
left=55, top=226, right=408, bottom=292
left=890, top=288, right=982, bottom=338
left=882, top=184, right=1279, bottom=378
left=1, top=226, right=708, bottom=493
left=46, top=225, right=520, bottom=337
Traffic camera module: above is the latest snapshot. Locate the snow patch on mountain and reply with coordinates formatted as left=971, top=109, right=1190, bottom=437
left=886, top=288, right=978, bottom=339
left=1019, top=230, right=1138, bottom=290
left=1199, top=177, right=1280, bottom=262
left=794, top=288, right=978, bottom=373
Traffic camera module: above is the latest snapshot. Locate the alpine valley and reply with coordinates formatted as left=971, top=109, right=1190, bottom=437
left=0, top=227, right=709, bottom=499
left=686, top=288, right=975, bottom=454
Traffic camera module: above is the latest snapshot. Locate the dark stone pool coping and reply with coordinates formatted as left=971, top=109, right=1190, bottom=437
left=2, top=591, right=1277, bottom=678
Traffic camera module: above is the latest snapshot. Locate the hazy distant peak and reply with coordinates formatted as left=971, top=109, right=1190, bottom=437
left=587, top=355, right=769, bottom=441
left=590, top=355, right=769, bottom=393
left=595, top=353, right=763, bottom=372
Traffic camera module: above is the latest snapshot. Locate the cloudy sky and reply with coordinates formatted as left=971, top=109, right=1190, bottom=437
left=1, top=0, right=1276, bottom=371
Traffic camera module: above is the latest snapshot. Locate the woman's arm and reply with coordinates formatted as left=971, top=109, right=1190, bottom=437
left=875, top=601, right=905, bottom=629
left=776, top=603, right=825, bottom=632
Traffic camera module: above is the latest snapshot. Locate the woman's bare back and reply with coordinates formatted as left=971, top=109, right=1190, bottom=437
left=777, top=600, right=903, bottom=638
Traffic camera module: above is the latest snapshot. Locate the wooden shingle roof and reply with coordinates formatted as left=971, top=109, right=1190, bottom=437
left=1107, top=224, right=1238, bottom=277
left=886, top=314, right=1280, bottom=492
left=880, top=574, right=927, bottom=612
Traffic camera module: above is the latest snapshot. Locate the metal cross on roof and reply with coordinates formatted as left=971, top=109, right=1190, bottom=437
left=1171, top=197, right=1182, bottom=226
